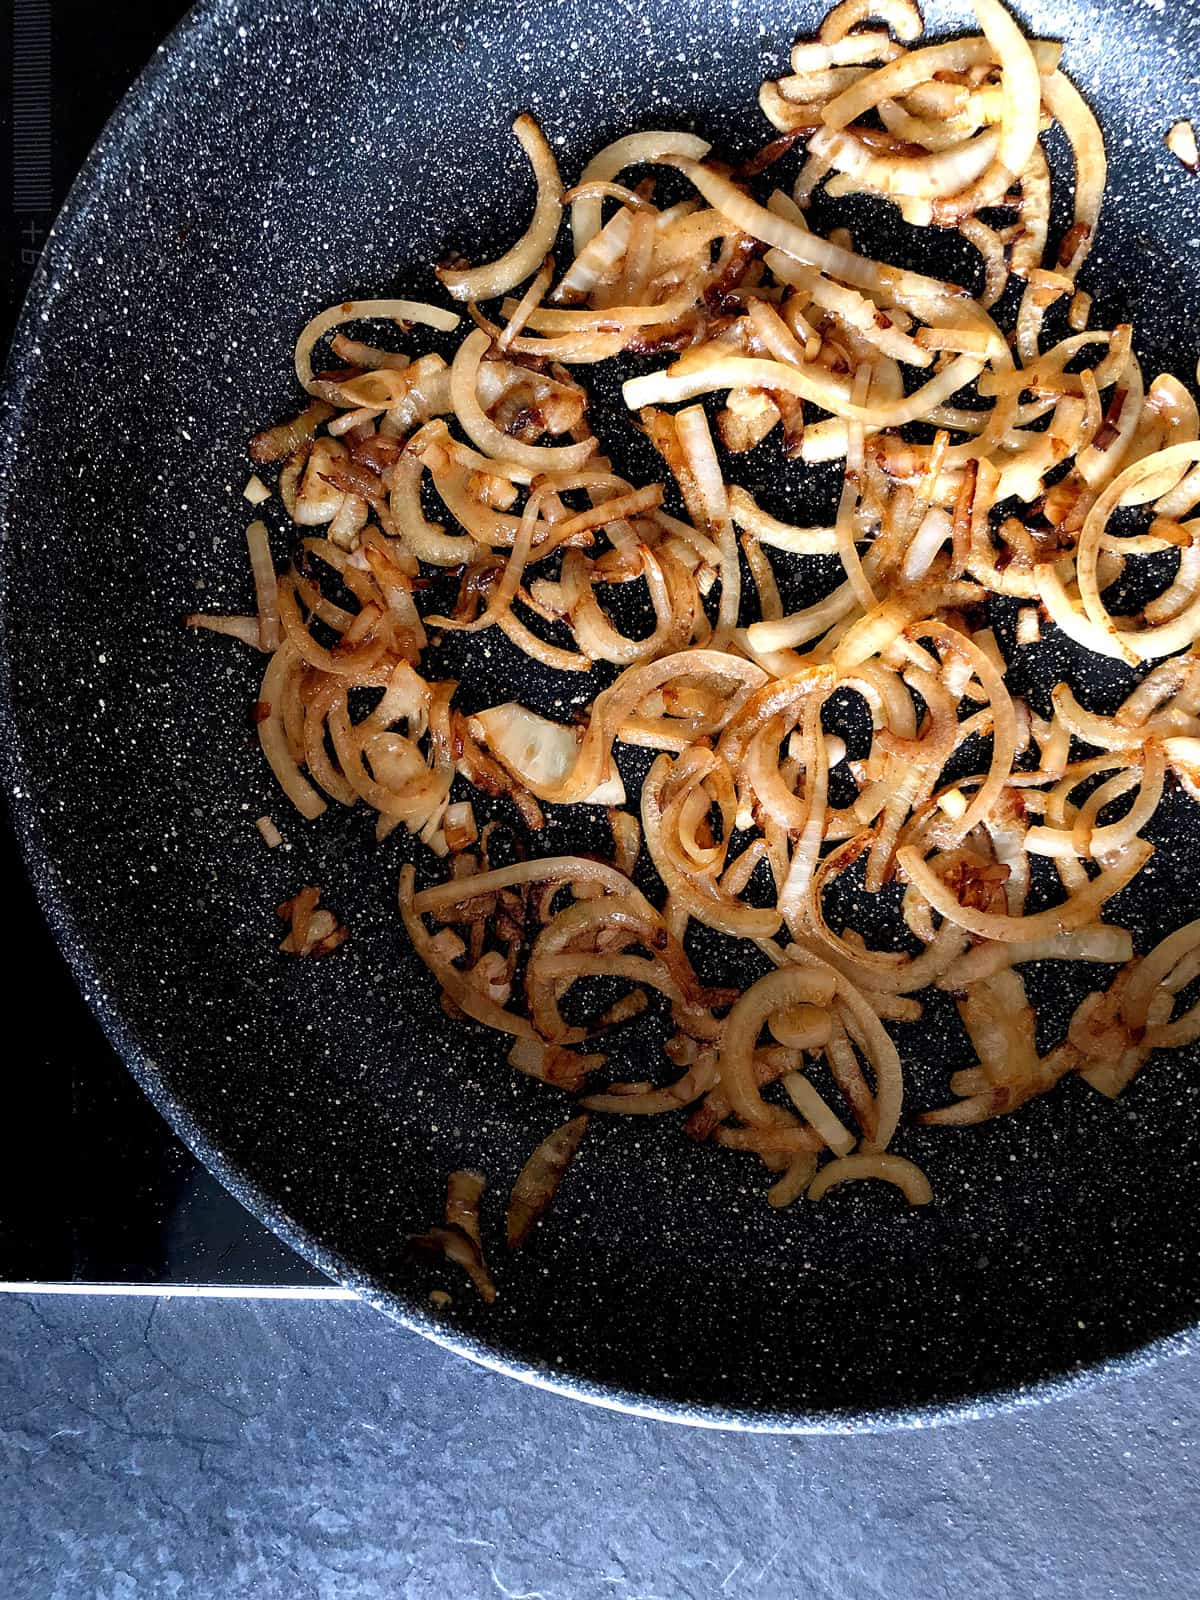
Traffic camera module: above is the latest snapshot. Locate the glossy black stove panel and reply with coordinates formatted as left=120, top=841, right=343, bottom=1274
left=1, top=0, right=319, bottom=1287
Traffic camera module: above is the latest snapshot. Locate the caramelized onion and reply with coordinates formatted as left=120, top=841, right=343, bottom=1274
left=507, top=1115, right=590, bottom=1248
left=191, top=0, right=1200, bottom=1231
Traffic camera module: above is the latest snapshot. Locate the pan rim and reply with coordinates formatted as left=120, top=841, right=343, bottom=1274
left=1, top=0, right=1196, bottom=1432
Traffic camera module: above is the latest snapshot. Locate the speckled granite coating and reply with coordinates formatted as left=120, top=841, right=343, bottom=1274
left=3, top=0, right=1200, bottom=1428
left=3, top=1293, right=1200, bottom=1597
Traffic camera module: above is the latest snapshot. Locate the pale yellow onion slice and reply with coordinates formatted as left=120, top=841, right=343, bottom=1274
left=641, top=753, right=782, bottom=941
left=499, top=291, right=699, bottom=336
left=965, top=0, right=1042, bottom=187
left=294, top=299, right=459, bottom=395
left=744, top=581, right=858, bottom=655
left=766, top=1155, right=821, bottom=1209
left=555, top=207, right=634, bottom=302
left=186, top=610, right=267, bottom=651
left=760, top=83, right=843, bottom=135
left=1025, top=744, right=1165, bottom=859
left=809, top=124, right=1000, bottom=201
left=662, top=156, right=985, bottom=326
left=426, top=460, right=558, bottom=552
left=674, top=406, right=740, bottom=644
left=1146, top=1008, right=1200, bottom=1053
left=1117, top=656, right=1200, bottom=728
left=570, top=129, right=710, bottom=254
left=412, top=856, right=658, bottom=922
left=564, top=543, right=694, bottom=665
left=495, top=254, right=555, bottom=352
left=425, top=489, right=542, bottom=636
left=728, top=486, right=839, bottom=554
left=1042, top=69, right=1106, bottom=276
left=878, top=95, right=991, bottom=151
left=439, top=116, right=563, bottom=302
left=260, top=641, right=342, bottom=817
left=806, top=1153, right=932, bottom=1205
left=1074, top=442, right=1200, bottom=662
left=796, top=26, right=907, bottom=67
left=1035, top=564, right=1126, bottom=659
left=820, top=31, right=1056, bottom=131
left=777, top=694, right=835, bottom=930
left=245, top=521, right=280, bottom=651
left=763, top=250, right=933, bottom=366
left=554, top=650, right=768, bottom=805
left=1074, top=354, right=1144, bottom=491
left=776, top=64, right=874, bottom=103
left=972, top=236, right=1023, bottom=322
left=937, top=927, right=1135, bottom=989
left=469, top=703, right=625, bottom=806
left=1166, top=119, right=1200, bottom=173
left=1008, top=141, right=1052, bottom=281
left=1123, top=920, right=1200, bottom=1033
left=375, top=354, right=454, bottom=438
left=623, top=351, right=982, bottom=426
left=718, top=966, right=838, bottom=1127
left=783, top=1073, right=856, bottom=1155
left=390, top=433, right=478, bottom=567
left=769, top=1003, right=833, bottom=1051
left=911, top=621, right=1016, bottom=840
left=819, top=0, right=923, bottom=44
left=766, top=945, right=904, bottom=1151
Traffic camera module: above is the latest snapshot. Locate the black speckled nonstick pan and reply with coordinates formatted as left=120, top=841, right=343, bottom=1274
left=4, top=0, right=1200, bottom=1430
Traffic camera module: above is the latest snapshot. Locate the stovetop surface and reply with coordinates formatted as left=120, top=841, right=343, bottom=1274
left=1, top=0, right=325, bottom=1290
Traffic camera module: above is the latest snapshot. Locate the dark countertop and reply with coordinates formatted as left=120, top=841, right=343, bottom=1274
left=3, top=1292, right=1198, bottom=1599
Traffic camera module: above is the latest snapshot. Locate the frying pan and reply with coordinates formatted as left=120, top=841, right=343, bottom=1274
left=4, top=0, right=1200, bottom=1431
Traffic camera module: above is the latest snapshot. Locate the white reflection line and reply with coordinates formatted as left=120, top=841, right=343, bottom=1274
left=0, top=1281, right=358, bottom=1300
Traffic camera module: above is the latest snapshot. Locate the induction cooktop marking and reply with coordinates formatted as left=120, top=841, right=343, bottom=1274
left=12, top=0, right=52, bottom=214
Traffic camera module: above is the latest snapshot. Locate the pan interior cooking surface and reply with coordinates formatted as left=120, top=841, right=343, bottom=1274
left=4, top=0, right=1200, bottom=1428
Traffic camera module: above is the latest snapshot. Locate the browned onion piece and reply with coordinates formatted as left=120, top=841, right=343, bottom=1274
left=406, top=1216, right=496, bottom=1305
left=898, top=840, right=1152, bottom=942
left=446, top=1168, right=487, bottom=1249
left=249, top=399, right=336, bottom=464
left=507, top=1115, right=590, bottom=1248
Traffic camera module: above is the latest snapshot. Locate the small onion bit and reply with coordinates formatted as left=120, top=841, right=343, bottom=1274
left=1166, top=119, right=1200, bottom=175
left=409, top=1169, right=497, bottom=1304
left=276, top=886, right=347, bottom=956
left=507, top=1115, right=591, bottom=1248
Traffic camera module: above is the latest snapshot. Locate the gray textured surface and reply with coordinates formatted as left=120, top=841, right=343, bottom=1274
left=2, top=1295, right=1198, bottom=1599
